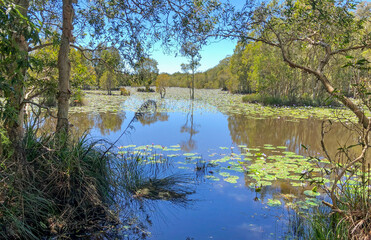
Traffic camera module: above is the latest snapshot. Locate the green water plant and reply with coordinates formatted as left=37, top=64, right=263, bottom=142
left=0, top=128, right=117, bottom=239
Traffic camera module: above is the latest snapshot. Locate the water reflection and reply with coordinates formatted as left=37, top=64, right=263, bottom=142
left=137, top=112, right=169, bottom=126
left=39, top=112, right=126, bottom=137
left=95, top=112, right=126, bottom=135
left=34, top=103, right=367, bottom=239
left=180, top=102, right=199, bottom=152
left=227, top=114, right=358, bottom=157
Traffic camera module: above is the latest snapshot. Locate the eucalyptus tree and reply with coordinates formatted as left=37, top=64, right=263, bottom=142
left=134, top=57, right=159, bottom=91
left=222, top=0, right=371, bottom=128
left=180, top=42, right=201, bottom=99
left=0, top=0, right=40, bottom=161
left=98, top=47, right=122, bottom=94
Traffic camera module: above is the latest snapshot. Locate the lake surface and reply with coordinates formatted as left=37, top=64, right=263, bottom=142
left=41, top=88, right=361, bottom=239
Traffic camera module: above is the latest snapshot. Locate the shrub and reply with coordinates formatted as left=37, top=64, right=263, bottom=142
left=120, top=87, right=130, bottom=96
left=242, top=93, right=261, bottom=103
left=71, top=89, right=86, bottom=106
left=137, top=87, right=155, bottom=92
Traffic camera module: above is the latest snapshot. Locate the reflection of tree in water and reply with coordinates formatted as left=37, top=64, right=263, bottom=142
left=37, top=112, right=96, bottom=137
left=95, top=112, right=126, bottom=136
left=137, top=111, right=169, bottom=126
left=227, top=114, right=355, bottom=156
left=180, top=102, right=199, bottom=152
left=229, top=114, right=363, bottom=204
left=243, top=171, right=302, bottom=203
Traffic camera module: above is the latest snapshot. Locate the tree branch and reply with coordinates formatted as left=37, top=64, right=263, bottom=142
left=28, top=43, right=54, bottom=52
left=22, top=100, right=57, bottom=118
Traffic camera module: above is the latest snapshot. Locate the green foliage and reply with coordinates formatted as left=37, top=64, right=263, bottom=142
left=0, top=129, right=116, bottom=239
left=156, top=73, right=169, bottom=98
left=71, top=89, right=86, bottom=106
left=99, top=70, right=118, bottom=95
left=120, top=87, right=130, bottom=96
left=287, top=208, right=349, bottom=240
left=241, top=93, right=260, bottom=103
left=29, top=46, right=97, bottom=105
left=0, top=0, right=40, bottom=129
left=134, top=57, right=159, bottom=90
left=70, top=49, right=97, bottom=89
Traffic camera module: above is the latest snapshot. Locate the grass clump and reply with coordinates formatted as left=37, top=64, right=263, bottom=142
left=297, top=120, right=371, bottom=240
left=242, top=93, right=339, bottom=107
left=0, top=128, right=117, bottom=239
left=286, top=207, right=349, bottom=240
left=113, top=151, right=195, bottom=207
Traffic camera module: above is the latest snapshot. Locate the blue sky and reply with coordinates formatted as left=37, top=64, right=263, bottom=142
left=151, top=38, right=238, bottom=74
left=150, top=0, right=247, bottom=74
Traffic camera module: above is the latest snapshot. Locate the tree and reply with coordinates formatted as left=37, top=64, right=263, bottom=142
left=96, top=47, right=122, bottom=94
left=56, top=0, right=74, bottom=134
left=156, top=73, right=170, bottom=98
left=70, top=48, right=96, bottom=89
left=225, top=0, right=371, bottom=128
left=180, top=42, right=201, bottom=100
left=0, top=0, right=39, bottom=161
left=134, top=57, right=159, bottom=91
left=99, top=70, right=117, bottom=95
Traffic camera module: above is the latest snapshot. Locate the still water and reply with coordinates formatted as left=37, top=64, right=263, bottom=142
left=40, top=89, right=358, bottom=239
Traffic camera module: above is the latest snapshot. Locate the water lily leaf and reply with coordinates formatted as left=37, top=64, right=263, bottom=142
left=224, top=177, right=238, bottom=184
left=264, top=147, right=276, bottom=150
left=277, top=146, right=288, bottom=149
left=177, top=166, right=191, bottom=170
left=219, top=172, right=230, bottom=177
left=246, top=148, right=260, bottom=151
left=121, top=144, right=136, bottom=149
left=183, top=153, right=196, bottom=156
left=267, top=199, right=281, bottom=207
left=305, top=198, right=321, bottom=207
left=304, top=190, right=320, bottom=197
left=205, top=175, right=220, bottom=181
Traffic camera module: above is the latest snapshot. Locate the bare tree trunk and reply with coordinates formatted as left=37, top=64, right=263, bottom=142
left=56, top=0, right=74, bottom=134
left=191, top=69, right=195, bottom=100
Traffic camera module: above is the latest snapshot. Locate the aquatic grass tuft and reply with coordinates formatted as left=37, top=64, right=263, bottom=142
left=0, top=127, right=118, bottom=239
left=113, top=151, right=195, bottom=207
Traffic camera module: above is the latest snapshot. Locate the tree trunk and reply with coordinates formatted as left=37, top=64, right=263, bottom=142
left=56, top=0, right=74, bottom=134
left=191, top=70, right=195, bottom=100
left=4, top=0, right=29, bottom=162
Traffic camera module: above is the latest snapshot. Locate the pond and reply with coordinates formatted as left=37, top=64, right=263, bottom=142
left=40, top=88, right=360, bottom=239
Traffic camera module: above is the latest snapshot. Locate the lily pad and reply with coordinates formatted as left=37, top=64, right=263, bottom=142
left=267, top=199, right=281, bottom=207
left=303, top=190, right=320, bottom=197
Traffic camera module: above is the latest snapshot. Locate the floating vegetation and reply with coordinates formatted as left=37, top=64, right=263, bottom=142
left=267, top=199, right=282, bottom=207
left=303, top=190, right=321, bottom=197
left=223, top=175, right=239, bottom=183
left=64, top=88, right=369, bottom=123
left=117, top=142, right=324, bottom=192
